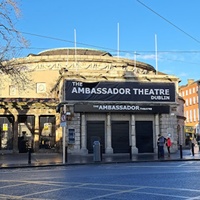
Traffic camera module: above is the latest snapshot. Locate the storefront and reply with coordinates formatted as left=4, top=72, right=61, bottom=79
left=0, top=98, right=60, bottom=153
left=58, top=79, right=180, bottom=155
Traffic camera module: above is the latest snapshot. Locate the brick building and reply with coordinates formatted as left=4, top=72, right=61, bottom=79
left=179, top=79, right=200, bottom=145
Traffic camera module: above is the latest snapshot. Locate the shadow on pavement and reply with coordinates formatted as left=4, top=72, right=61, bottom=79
left=0, top=149, right=200, bottom=169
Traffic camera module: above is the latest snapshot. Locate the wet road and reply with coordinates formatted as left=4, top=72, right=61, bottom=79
left=0, top=161, right=200, bottom=199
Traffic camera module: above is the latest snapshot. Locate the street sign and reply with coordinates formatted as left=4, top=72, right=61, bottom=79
left=61, top=113, right=66, bottom=122
left=60, top=113, right=66, bottom=127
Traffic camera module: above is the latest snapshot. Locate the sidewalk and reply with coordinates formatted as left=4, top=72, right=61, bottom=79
left=0, top=149, right=200, bottom=169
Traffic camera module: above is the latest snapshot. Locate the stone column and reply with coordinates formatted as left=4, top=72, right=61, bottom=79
left=13, top=114, right=18, bottom=153
left=155, top=114, right=160, bottom=153
left=34, top=115, right=40, bottom=152
left=80, top=113, right=88, bottom=154
left=105, top=113, right=113, bottom=154
left=131, top=114, right=138, bottom=154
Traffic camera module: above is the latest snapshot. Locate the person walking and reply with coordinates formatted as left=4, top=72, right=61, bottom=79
left=166, top=137, right=172, bottom=157
left=190, top=136, right=198, bottom=156
left=157, top=134, right=166, bottom=158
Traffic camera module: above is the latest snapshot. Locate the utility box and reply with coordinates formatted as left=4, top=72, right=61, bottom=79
left=93, top=141, right=101, bottom=162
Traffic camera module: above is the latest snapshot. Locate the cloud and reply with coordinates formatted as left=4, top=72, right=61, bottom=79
left=138, top=54, right=155, bottom=60
left=124, top=53, right=156, bottom=61
left=178, top=72, right=188, bottom=77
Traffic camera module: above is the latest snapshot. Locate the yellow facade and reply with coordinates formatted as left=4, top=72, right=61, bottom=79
left=0, top=48, right=185, bottom=154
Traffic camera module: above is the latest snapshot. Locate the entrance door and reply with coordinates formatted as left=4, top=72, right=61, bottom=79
left=0, top=115, right=14, bottom=150
left=87, top=121, right=105, bottom=153
left=136, top=121, right=153, bottom=153
left=111, top=121, right=129, bottom=153
left=18, top=115, right=35, bottom=153
left=39, top=116, right=56, bottom=150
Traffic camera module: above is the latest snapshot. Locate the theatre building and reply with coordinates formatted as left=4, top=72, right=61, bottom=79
left=0, top=48, right=185, bottom=154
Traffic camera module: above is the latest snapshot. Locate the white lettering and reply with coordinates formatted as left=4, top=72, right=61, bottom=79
left=132, top=88, right=170, bottom=96
left=97, top=105, right=140, bottom=111
left=71, top=87, right=131, bottom=95
left=151, top=96, right=170, bottom=100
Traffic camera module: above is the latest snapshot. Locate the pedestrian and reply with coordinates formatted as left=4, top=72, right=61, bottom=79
left=166, top=137, right=172, bottom=157
left=190, top=136, right=197, bottom=156
left=157, top=134, right=166, bottom=158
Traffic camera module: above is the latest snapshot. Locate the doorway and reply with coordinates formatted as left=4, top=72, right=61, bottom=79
left=87, top=121, right=105, bottom=153
left=18, top=115, right=35, bottom=153
left=39, top=115, right=56, bottom=149
left=136, top=121, right=153, bottom=153
left=111, top=121, right=129, bottom=153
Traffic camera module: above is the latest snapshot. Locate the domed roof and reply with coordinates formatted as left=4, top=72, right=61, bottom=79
left=37, top=48, right=112, bottom=57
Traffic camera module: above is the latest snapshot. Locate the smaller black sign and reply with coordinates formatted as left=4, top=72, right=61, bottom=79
left=68, top=129, right=75, bottom=144
left=74, top=104, right=170, bottom=114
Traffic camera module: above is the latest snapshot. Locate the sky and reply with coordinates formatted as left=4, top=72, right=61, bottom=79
left=15, top=0, right=200, bottom=85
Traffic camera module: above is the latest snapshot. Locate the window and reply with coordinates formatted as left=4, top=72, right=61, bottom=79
left=36, top=83, right=46, bottom=93
left=182, top=91, right=184, bottom=96
left=193, top=97, right=196, bottom=104
left=194, top=109, right=196, bottom=122
left=186, top=90, right=188, bottom=95
left=193, top=87, right=196, bottom=93
left=9, top=85, right=16, bottom=96
left=185, top=99, right=188, bottom=106
left=189, top=98, right=192, bottom=105
left=189, top=89, right=191, bottom=94
left=39, top=116, right=56, bottom=149
left=0, top=116, right=14, bottom=150
left=190, top=110, right=193, bottom=122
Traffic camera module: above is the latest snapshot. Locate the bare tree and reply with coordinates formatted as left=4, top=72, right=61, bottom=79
left=0, top=0, right=31, bottom=87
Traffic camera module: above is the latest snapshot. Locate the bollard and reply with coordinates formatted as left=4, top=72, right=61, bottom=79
left=180, top=145, right=183, bottom=159
left=93, top=141, right=101, bottom=162
left=192, top=143, right=194, bottom=156
left=28, top=148, right=31, bottom=164
left=129, top=146, right=132, bottom=160
left=100, top=145, right=103, bottom=161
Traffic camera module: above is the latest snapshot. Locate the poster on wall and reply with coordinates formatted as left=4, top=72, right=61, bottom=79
left=68, top=129, right=75, bottom=144
left=2, top=123, right=8, bottom=131
left=65, top=80, right=176, bottom=102
left=42, top=123, right=52, bottom=136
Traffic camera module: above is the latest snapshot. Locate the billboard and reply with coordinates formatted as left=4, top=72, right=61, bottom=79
left=65, top=80, right=176, bottom=102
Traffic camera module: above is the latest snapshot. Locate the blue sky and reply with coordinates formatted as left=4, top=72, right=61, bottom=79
left=16, top=0, right=200, bottom=85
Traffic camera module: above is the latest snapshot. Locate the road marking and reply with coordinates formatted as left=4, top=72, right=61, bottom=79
left=1, top=179, right=200, bottom=200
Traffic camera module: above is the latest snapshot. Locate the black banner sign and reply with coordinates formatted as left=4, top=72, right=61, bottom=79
left=74, top=104, right=170, bottom=114
left=65, top=80, right=175, bottom=102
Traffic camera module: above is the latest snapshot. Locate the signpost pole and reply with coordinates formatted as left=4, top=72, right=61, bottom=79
left=62, top=104, right=66, bottom=164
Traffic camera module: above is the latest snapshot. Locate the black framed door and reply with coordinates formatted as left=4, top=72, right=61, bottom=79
left=136, top=121, right=153, bottom=153
left=0, top=115, right=14, bottom=150
left=111, top=121, right=129, bottom=153
left=87, top=121, right=105, bottom=153
left=39, top=115, right=56, bottom=149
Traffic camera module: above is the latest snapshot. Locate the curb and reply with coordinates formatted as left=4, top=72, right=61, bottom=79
left=1, top=158, right=200, bottom=169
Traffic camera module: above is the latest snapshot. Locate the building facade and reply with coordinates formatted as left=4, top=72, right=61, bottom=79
left=179, top=79, right=200, bottom=145
left=0, top=48, right=185, bottom=154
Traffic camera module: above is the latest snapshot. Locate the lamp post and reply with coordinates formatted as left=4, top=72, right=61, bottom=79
left=62, top=104, right=67, bottom=164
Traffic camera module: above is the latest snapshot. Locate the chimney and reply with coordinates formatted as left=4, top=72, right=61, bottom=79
left=187, top=79, right=194, bottom=85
